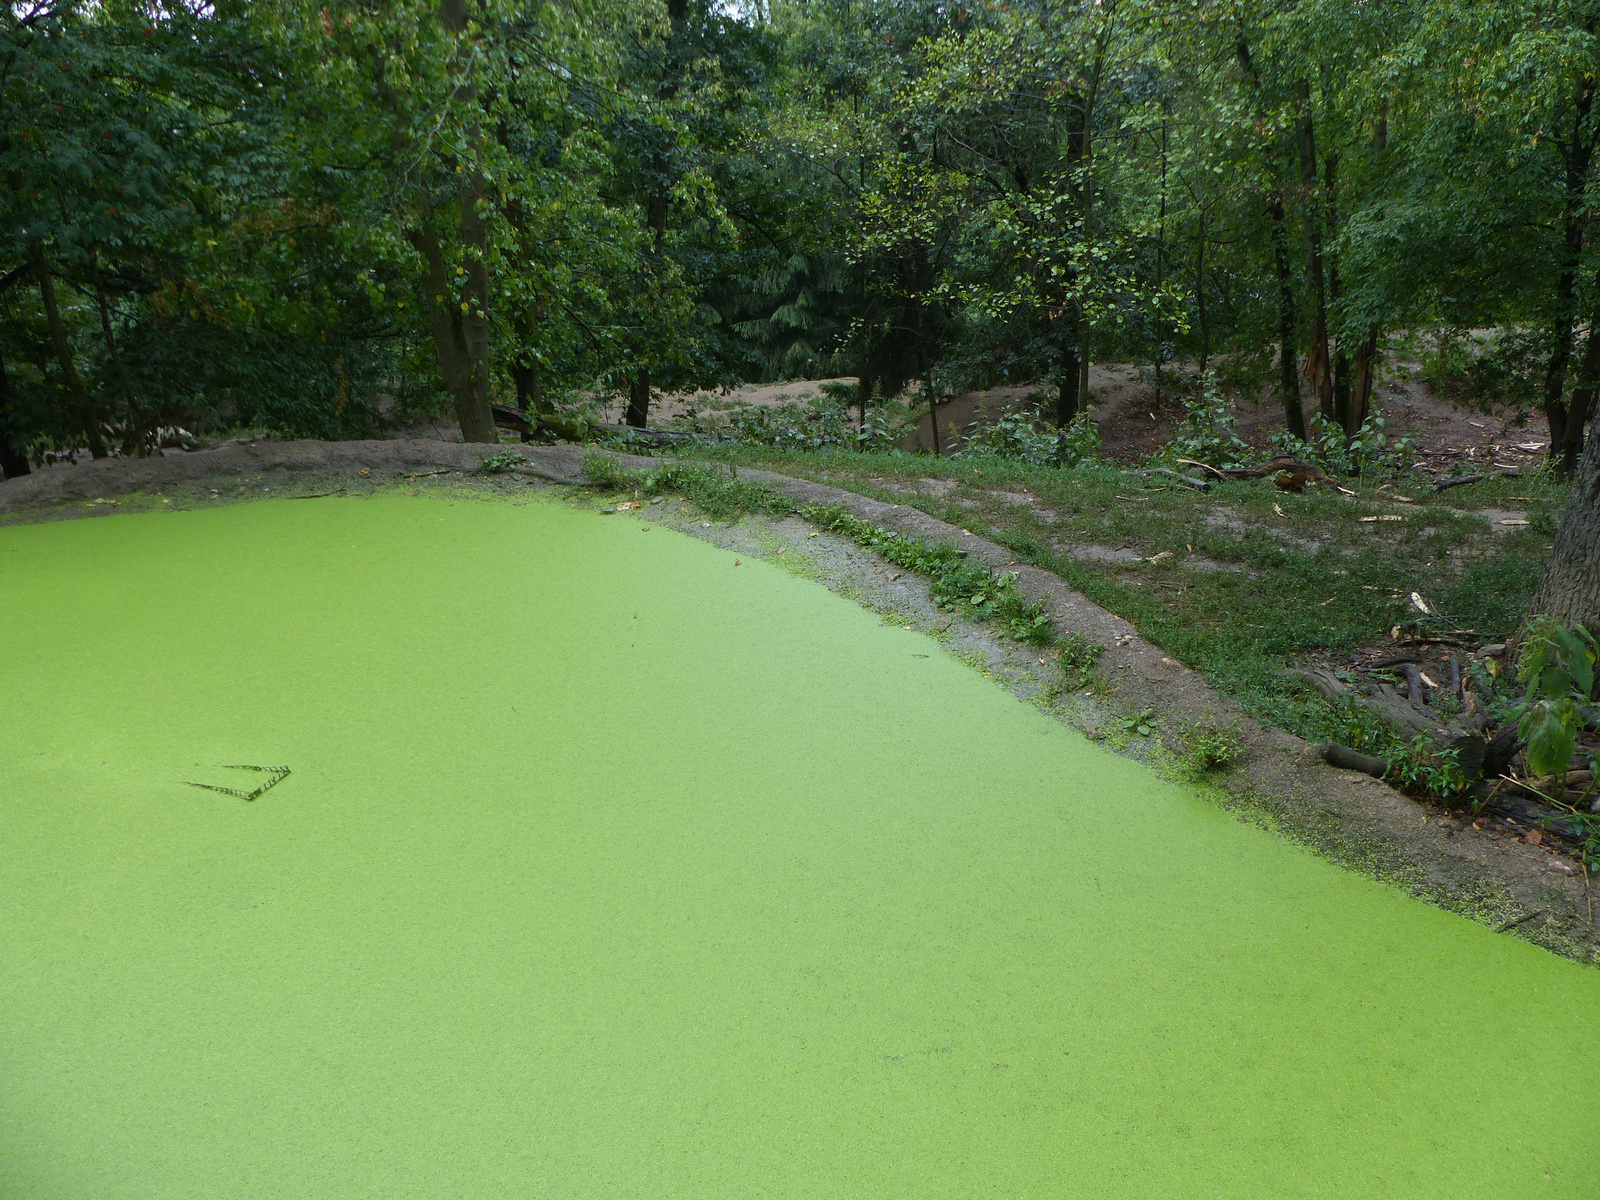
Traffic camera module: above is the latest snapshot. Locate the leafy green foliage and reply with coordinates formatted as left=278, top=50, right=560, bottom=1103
left=1160, top=374, right=1253, bottom=471
left=1180, top=720, right=1248, bottom=774
left=1512, top=618, right=1598, bottom=779
left=1120, top=708, right=1157, bottom=739
left=1270, top=413, right=1418, bottom=479
left=958, top=408, right=1101, bottom=468
left=1056, top=631, right=1104, bottom=687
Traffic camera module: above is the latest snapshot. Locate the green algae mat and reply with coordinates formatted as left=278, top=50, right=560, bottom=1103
left=2, top=493, right=1597, bottom=1198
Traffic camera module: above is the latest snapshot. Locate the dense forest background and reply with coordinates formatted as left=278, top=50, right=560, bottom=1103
left=5, top=0, right=1599, bottom=477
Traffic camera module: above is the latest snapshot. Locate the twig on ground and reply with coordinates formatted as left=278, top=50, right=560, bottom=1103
left=1495, top=908, right=1545, bottom=933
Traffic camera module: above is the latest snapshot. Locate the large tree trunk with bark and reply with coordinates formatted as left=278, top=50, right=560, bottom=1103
left=29, top=241, right=107, bottom=459
left=1530, top=420, right=1600, bottom=631
left=1294, top=82, right=1334, bottom=422
left=408, top=219, right=498, bottom=443
left=625, top=372, right=651, bottom=429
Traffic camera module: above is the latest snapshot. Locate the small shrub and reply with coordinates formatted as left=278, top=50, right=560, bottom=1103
left=1269, top=411, right=1416, bottom=478
left=1182, top=720, right=1249, bottom=773
left=1161, top=371, right=1253, bottom=470
left=957, top=407, right=1100, bottom=468
left=1386, top=736, right=1468, bottom=802
left=1512, top=617, right=1598, bottom=779
left=1057, top=631, right=1104, bottom=687
left=479, top=450, right=529, bottom=474
left=1120, top=707, right=1157, bottom=738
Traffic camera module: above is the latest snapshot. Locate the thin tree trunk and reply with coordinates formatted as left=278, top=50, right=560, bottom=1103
left=511, top=308, right=545, bottom=419
left=1530, top=411, right=1600, bottom=632
left=1542, top=72, right=1597, bottom=470
left=1349, top=326, right=1380, bottom=433
left=1294, top=82, right=1333, bottom=422
left=1323, top=153, right=1356, bottom=435
left=29, top=241, right=106, bottom=459
left=458, top=159, right=493, bottom=435
left=1561, top=319, right=1600, bottom=474
left=425, top=0, right=498, bottom=443
left=1155, top=117, right=1167, bottom=405
left=96, top=284, right=139, bottom=451
left=1236, top=39, right=1304, bottom=439
left=1056, top=311, right=1082, bottom=426
left=1270, top=201, right=1304, bottom=438
left=0, top=347, right=29, bottom=478
left=1196, top=198, right=1209, bottom=374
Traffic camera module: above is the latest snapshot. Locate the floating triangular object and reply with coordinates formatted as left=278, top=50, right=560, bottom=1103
left=183, top=765, right=290, bottom=802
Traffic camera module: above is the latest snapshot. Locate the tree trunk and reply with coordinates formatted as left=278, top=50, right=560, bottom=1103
left=1349, top=326, right=1380, bottom=433
left=1273, top=203, right=1305, bottom=438
left=1323, top=153, right=1358, bottom=436
left=1560, top=319, right=1600, bottom=474
left=407, top=219, right=498, bottom=443
left=626, top=371, right=651, bottom=428
left=1530, top=416, right=1600, bottom=632
left=1056, top=309, right=1082, bottom=426
left=1542, top=74, right=1597, bottom=473
left=426, top=0, right=498, bottom=444
left=1237, top=39, right=1303, bottom=439
left=0, top=347, right=30, bottom=478
left=458, top=159, right=493, bottom=437
left=1195, top=199, right=1209, bottom=374
left=29, top=241, right=106, bottom=459
left=510, top=306, right=546, bottom=419
left=1294, top=82, right=1333, bottom=422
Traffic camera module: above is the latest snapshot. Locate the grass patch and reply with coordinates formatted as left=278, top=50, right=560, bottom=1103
left=582, top=450, right=791, bottom=521
left=672, top=445, right=1560, bottom=744
left=801, top=504, right=1056, bottom=647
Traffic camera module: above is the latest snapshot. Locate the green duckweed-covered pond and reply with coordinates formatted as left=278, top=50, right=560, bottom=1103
left=1, top=494, right=1596, bottom=1198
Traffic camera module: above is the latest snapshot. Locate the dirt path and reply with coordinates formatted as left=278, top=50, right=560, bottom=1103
left=3, top=436, right=1593, bottom=961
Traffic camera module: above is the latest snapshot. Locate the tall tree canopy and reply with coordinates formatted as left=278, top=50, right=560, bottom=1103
left=2, top=0, right=1596, bottom=476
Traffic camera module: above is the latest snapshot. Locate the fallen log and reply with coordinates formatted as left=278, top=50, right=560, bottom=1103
left=1471, top=785, right=1592, bottom=843
left=1307, top=742, right=1389, bottom=778
left=1178, top=455, right=1355, bottom=495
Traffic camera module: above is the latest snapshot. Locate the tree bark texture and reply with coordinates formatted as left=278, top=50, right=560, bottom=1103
left=1236, top=39, right=1304, bottom=440
left=1542, top=72, right=1596, bottom=472
left=626, top=372, right=651, bottom=429
left=29, top=241, right=107, bottom=459
left=1530, top=417, right=1600, bottom=632
left=1294, top=82, right=1333, bottom=422
left=407, top=219, right=499, bottom=443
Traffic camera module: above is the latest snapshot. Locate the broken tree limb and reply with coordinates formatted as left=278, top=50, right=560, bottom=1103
left=1281, top=667, right=1347, bottom=700
left=1434, top=473, right=1484, bottom=492
left=1310, top=742, right=1390, bottom=777
left=1141, top=467, right=1211, bottom=492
